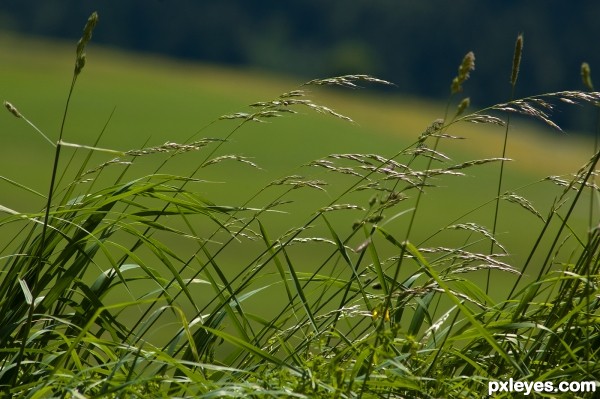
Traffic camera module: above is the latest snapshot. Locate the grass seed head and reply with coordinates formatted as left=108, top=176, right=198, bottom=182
left=511, top=34, right=524, bottom=87
left=74, top=53, right=86, bottom=75
left=456, top=97, right=470, bottom=117
left=76, top=11, right=99, bottom=56
left=581, top=62, right=594, bottom=91
left=451, top=51, right=475, bottom=94
left=74, top=12, right=98, bottom=76
left=4, top=101, right=21, bottom=118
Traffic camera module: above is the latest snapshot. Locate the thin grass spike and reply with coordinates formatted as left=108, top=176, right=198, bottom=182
left=511, top=34, right=524, bottom=87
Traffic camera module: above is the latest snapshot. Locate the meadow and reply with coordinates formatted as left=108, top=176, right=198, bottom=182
left=1, top=34, right=592, bottom=266
left=0, top=15, right=598, bottom=398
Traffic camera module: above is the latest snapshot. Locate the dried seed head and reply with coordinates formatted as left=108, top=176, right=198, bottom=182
left=418, top=118, right=445, bottom=142
left=4, top=101, right=21, bottom=118
left=581, top=62, right=594, bottom=91
left=511, top=34, right=524, bottom=87
left=456, top=97, right=470, bottom=117
left=450, top=79, right=460, bottom=94
left=451, top=51, right=475, bottom=94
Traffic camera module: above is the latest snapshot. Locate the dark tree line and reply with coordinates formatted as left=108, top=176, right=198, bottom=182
left=2, top=0, right=599, bottom=129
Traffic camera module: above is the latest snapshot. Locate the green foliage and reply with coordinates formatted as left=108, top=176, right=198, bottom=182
left=1, top=13, right=599, bottom=399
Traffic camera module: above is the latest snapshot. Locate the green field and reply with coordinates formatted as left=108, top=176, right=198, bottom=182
left=1, top=34, right=593, bottom=278
left=1, top=31, right=598, bottom=397
left=0, top=35, right=595, bottom=312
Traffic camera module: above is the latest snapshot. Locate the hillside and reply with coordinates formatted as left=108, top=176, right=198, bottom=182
left=1, top=35, right=591, bottom=171
left=0, top=34, right=595, bottom=277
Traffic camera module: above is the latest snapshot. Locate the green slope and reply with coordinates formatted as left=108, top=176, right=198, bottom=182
left=0, top=34, right=595, bottom=292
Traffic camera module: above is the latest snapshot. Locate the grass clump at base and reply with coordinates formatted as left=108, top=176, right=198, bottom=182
left=0, top=12, right=599, bottom=399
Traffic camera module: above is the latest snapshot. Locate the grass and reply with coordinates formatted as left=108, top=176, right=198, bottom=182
left=0, top=13, right=599, bottom=398
left=0, top=33, right=591, bottom=269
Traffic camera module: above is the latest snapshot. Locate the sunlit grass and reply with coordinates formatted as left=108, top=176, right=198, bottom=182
left=0, top=15, right=598, bottom=398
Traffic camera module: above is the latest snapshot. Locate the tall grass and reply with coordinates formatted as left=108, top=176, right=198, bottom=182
left=0, top=13, right=598, bottom=398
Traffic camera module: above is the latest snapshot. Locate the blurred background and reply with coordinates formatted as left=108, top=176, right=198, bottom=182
left=1, top=0, right=599, bottom=131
